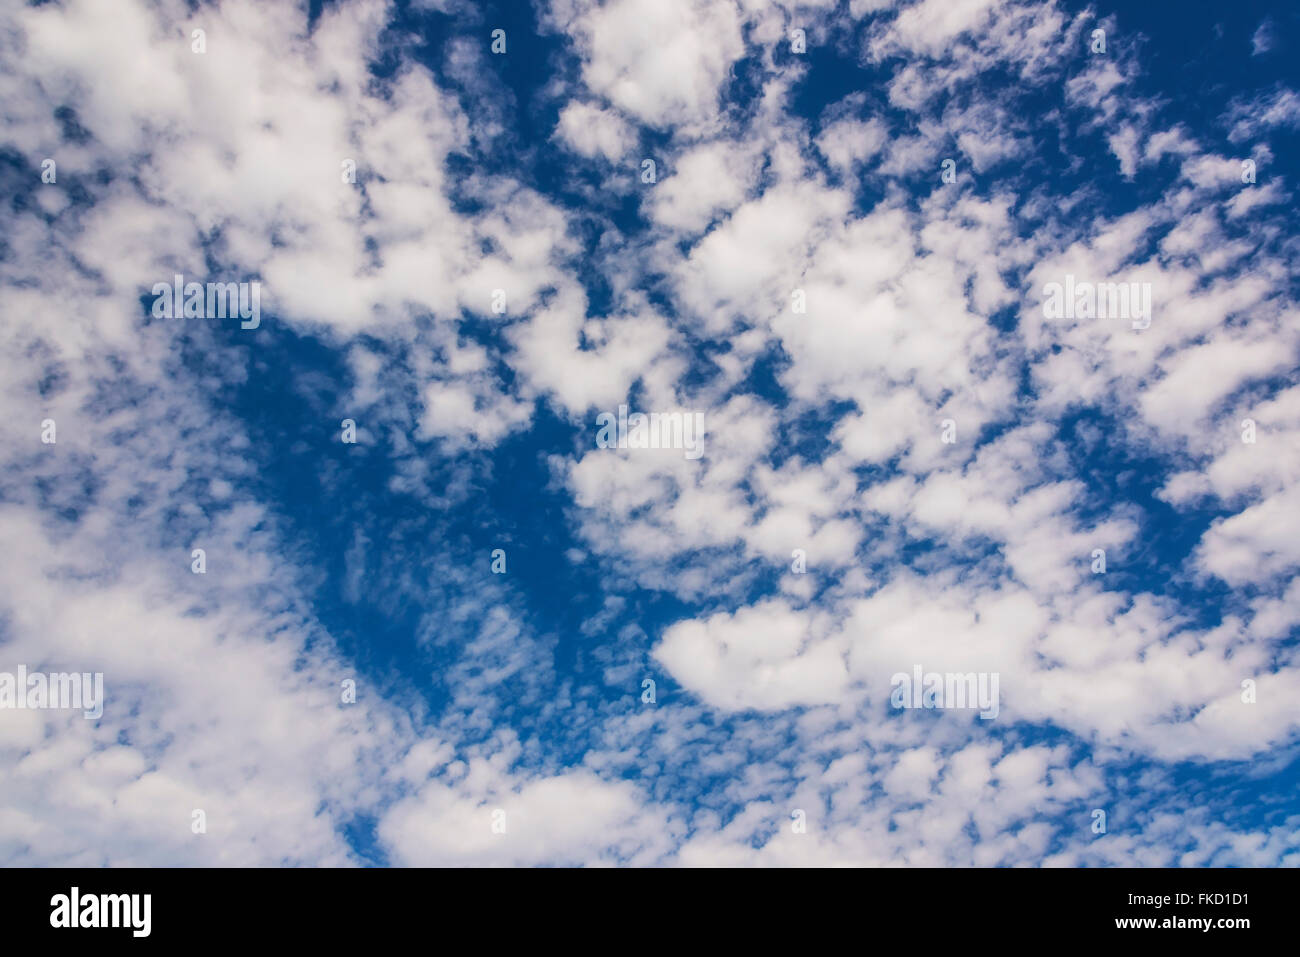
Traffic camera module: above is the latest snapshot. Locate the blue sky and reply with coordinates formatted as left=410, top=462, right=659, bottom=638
left=1, top=0, right=1298, bottom=866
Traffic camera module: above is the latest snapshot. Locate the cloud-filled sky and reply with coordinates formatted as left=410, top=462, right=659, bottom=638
left=1, top=0, right=1298, bottom=866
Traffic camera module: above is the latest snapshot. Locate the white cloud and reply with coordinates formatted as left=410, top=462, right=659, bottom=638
left=554, top=0, right=745, bottom=129
left=555, top=101, right=635, bottom=162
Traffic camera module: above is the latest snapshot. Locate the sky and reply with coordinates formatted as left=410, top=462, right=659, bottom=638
left=0, top=0, right=1297, bottom=867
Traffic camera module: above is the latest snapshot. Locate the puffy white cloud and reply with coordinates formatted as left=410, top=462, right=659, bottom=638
left=648, top=140, right=761, bottom=233
left=555, top=101, right=636, bottom=163
left=551, top=0, right=745, bottom=129
left=380, top=765, right=674, bottom=866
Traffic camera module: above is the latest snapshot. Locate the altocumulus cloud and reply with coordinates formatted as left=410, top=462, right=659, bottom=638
left=0, top=0, right=1297, bottom=867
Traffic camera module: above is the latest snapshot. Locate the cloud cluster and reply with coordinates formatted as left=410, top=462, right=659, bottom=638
left=1, top=0, right=1296, bottom=867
